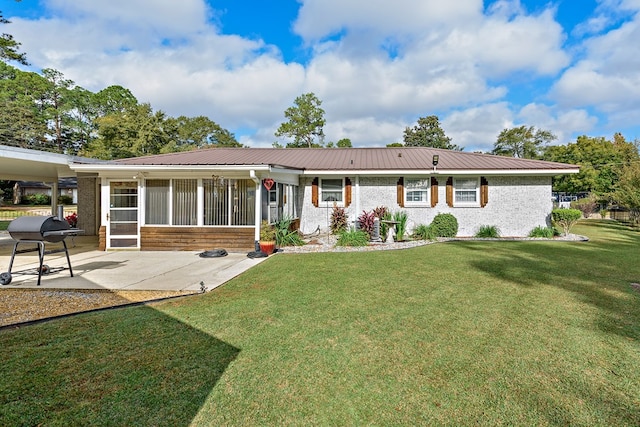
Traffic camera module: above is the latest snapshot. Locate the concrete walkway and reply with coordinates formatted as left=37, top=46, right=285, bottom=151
left=0, top=232, right=268, bottom=291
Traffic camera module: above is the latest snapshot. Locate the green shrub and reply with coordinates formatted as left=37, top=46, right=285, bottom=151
left=551, top=208, right=582, bottom=236
left=58, top=195, right=74, bottom=205
left=413, top=224, right=437, bottom=240
left=528, top=226, right=557, bottom=238
left=274, top=215, right=304, bottom=246
left=393, top=211, right=408, bottom=241
left=475, top=225, right=500, bottom=238
left=330, top=204, right=348, bottom=234
left=21, top=193, right=51, bottom=205
left=259, top=220, right=276, bottom=242
left=430, top=213, right=458, bottom=238
left=336, top=229, right=369, bottom=247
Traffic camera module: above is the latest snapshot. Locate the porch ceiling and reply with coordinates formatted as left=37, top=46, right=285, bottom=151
left=0, top=145, right=76, bottom=181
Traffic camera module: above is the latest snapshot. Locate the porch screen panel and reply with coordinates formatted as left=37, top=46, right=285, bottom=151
left=145, top=179, right=169, bottom=225
left=231, top=179, right=255, bottom=226
left=204, top=178, right=229, bottom=225
left=172, top=179, right=197, bottom=225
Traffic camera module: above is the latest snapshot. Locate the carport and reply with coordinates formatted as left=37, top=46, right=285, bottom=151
left=0, top=144, right=100, bottom=236
left=0, top=145, right=76, bottom=215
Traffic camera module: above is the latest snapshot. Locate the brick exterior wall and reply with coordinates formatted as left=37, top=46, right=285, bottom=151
left=77, top=175, right=98, bottom=236
left=299, top=175, right=552, bottom=237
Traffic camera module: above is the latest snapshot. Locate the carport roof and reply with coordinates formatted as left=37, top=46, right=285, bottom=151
left=0, top=145, right=98, bottom=181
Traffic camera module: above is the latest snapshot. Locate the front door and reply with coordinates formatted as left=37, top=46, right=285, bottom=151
left=107, top=181, right=139, bottom=249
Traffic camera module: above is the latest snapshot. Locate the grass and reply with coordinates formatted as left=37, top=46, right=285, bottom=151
left=1, top=220, right=639, bottom=425
left=475, top=224, right=501, bottom=238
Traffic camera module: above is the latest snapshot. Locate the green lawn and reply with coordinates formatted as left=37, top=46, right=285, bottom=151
left=1, top=221, right=639, bottom=426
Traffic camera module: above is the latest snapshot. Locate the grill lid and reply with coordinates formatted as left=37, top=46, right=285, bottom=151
left=7, top=215, right=71, bottom=242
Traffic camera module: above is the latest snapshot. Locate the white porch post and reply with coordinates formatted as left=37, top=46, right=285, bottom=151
left=251, top=170, right=261, bottom=242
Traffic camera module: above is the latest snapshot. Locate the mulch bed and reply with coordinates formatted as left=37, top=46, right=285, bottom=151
left=0, top=289, right=197, bottom=328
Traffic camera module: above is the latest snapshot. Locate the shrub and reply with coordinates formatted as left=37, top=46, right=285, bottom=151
left=357, top=210, right=376, bottom=238
left=330, top=204, right=348, bottom=234
left=528, top=226, right=557, bottom=238
left=551, top=208, right=582, bottom=236
left=393, top=211, right=408, bottom=241
left=58, top=195, right=74, bottom=205
left=571, top=195, right=598, bottom=218
left=336, top=229, right=369, bottom=247
left=21, top=193, right=51, bottom=205
left=475, top=225, right=500, bottom=238
left=274, top=215, right=304, bottom=246
left=259, top=220, right=276, bottom=242
left=430, top=213, right=458, bottom=238
left=413, top=224, right=437, bottom=240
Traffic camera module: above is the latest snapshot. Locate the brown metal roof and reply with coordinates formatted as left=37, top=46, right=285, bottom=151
left=114, top=147, right=578, bottom=171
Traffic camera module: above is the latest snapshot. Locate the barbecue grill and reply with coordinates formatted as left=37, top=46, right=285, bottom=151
left=1, top=215, right=79, bottom=286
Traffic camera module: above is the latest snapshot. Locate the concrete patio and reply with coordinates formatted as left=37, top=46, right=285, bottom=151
left=0, top=232, right=268, bottom=292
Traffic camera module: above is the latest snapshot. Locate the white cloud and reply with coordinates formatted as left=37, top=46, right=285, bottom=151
left=442, top=103, right=514, bottom=152
left=517, top=103, right=598, bottom=143
left=552, top=13, right=640, bottom=130
left=6, top=0, right=623, bottom=148
left=294, top=0, right=481, bottom=42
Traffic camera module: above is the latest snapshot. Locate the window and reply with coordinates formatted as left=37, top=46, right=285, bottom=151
left=203, top=178, right=228, bottom=226
left=145, top=178, right=256, bottom=226
left=173, top=179, right=198, bottom=225
left=405, top=178, right=430, bottom=205
left=454, top=178, right=479, bottom=205
left=231, top=179, right=255, bottom=225
left=321, top=178, right=343, bottom=203
left=145, top=180, right=169, bottom=225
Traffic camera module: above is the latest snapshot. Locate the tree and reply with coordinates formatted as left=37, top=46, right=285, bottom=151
left=0, top=62, right=48, bottom=149
left=41, top=68, right=75, bottom=152
left=0, top=5, right=28, bottom=65
left=327, top=138, right=352, bottom=148
left=163, top=115, right=241, bottom=151
left=612, top=161, right=640, bottom=224
left=94, top=85, right=138, bottom=115
left=492, top=126, right=556, bottom=159
left=386, top=142, right=403, bottom=147
left=543, top=134, right=639, bottom=194
left=275, top=93, right=326, bottom=148
left=85, top=103, right=174, bottom=159
left=403, top=115, right=461, bottom=150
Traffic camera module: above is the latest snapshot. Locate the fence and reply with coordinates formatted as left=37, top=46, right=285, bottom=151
left=609, top=209, right=631, bottom=221
left=0, top=207, right=77, bottom=222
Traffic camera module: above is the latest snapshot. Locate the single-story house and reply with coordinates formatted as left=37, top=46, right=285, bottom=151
left=68, top=147, right=579, bottom=251
left=12, top=178, right=78, bottom=204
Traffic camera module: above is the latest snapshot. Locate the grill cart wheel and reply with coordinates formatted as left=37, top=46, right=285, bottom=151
left=0, top=272, right=12, bottom=285
left=40, top=265, right=51, bottom=275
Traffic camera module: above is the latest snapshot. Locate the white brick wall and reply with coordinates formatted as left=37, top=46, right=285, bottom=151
left=298, top=175, right=553, bottom=237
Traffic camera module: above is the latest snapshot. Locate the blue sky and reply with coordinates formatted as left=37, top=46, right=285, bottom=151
left=3, top=0, right=640, bottom=151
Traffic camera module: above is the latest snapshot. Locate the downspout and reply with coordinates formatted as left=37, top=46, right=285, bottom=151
left=48, top=180, right=59, bottom=217
left=250, top=170, right=261, bottom=243
left=355, top=175, right=360, bottom=226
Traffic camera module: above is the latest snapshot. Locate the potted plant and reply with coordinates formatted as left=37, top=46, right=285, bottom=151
left=259, top=220, right=277, bottom=255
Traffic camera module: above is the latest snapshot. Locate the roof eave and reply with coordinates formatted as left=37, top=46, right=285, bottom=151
left=302, top=168, right=580, bottom=176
